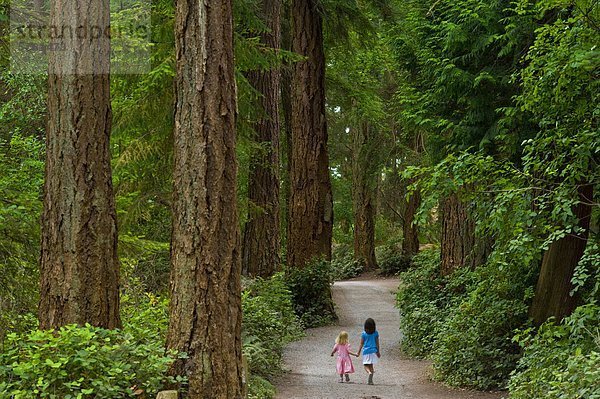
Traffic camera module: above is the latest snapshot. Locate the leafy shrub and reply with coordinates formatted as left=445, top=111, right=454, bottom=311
left=242, top=273, right=302, bottom=378
left=331, top=245, right=364, bottom=280
left=377, top=245, right=412, bottom=276
left=119, top=235, right=171, bottom=295
left=396, top=249, right=451, bottom=357
left=240, top=273, right=303, bottom=398
left=430, top=261, right=535, bottom=390
left=284, top=259, right=337, bottom=328
left=247, top=375, right=276, bottom=399
left=121, top=293, right=170, bottom=342
left=397, top=248, right=536, bottom=389
left=0, top=324, right=178, bottom=399
left=509, top=304, right=600, bottom=399
left=0, top=135, right=44, bottom=340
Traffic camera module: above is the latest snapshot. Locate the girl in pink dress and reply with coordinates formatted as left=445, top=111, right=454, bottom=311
left=330, top=331, right=358, bottom=382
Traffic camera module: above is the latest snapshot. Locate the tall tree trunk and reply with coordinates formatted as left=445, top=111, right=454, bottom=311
left=351, top=123, right=377, bottom=270
left=287, top=0, right=333, bottom=268
left=281, top=0, right=293, bottom=249
left=0, top=4, right=8, bottom=107
left=166, top=0, right=243, bottom=397
left=242, top=0, right=281, bottom=277
left=529, top=183, right=593, bottom=325
left=440, top=192, right=475, bottom=276
left=402, top=182, right=420, bottom=257
left=39, top=0, right=120, bottom=330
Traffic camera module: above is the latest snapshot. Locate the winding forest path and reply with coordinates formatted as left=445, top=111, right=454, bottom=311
left=275, top=276, right=504, bottom=399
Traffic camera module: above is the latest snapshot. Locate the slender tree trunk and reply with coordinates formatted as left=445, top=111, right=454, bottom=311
left=287, top=0, right=333, bottom=268
left=440, top=192, right=475, bottom=276
left=166, top=0, right=243, bottom=397
left=402, top=182, right=420, bottom=257
left=0, top=4, right=8, bottom=106
left=242, top=0, right=281, bottom=277
left=351, top=123, right=377, bottom=270
left=39, top=0, right=120, bottom=330
left=529, top=183, right=593, bottom=325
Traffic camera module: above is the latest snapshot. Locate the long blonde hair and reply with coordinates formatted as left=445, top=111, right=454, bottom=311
left=335, top=331, right=349, bottom=345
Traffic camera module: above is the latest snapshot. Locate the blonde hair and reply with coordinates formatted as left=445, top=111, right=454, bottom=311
left=335, top=331, right=349, bottom=345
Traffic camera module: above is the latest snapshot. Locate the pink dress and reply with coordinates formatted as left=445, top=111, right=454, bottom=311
left=332, top=343, right=355, bottom=374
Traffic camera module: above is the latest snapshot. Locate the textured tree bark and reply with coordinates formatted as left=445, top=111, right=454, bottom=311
left=242, top=0, right=281, bottom=278
left=281, top=1, right=293, bottom=249
left=0, top=6, right=8, bottom=106
left=529, top=183, right=593, bottom=325
left=287, top=0, right=333, bottom=268
left=39, top=0, right=120, bottom=330
left=351, top=123, right=377, bottom=270
left=439, top=192, right=475, bottom=276
left=402, top=183, right=421, bottom=257
left=166, top=0, right=243, bottom=397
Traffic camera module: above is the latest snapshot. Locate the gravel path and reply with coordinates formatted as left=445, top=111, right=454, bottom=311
left=275, top=277, right=504, bottom=399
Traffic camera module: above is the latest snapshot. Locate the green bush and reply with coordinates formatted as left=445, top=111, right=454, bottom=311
left=240, top=273, right=303, bottom=398
left=0, top=324, right=178, bottom=399
left=242, top=273, right=302, bottom=379
left=284, top=259, right=337, bottom=328
left=377, top=245, right=412, bottom=276
left=509, top=304, right=600, bottom=399
left=430, top=261, right=534, bottom=390
left=0, top=134, right=44, bottom=340
left=396, top=249, right=451, bottom=357
left=397, top=248, right=535, bottom=389
left=331, top=245, right=364, bottom=280
left=247, top=375, right=276, bottom=399
left=121, top=293, right=170, bottom=343
left=119, top=235, right=171, bottom=295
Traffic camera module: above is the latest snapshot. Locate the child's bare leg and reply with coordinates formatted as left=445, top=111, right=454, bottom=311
left=365, top=364, right=375, bottom=384
left=339, top=373, right=344, bottom=382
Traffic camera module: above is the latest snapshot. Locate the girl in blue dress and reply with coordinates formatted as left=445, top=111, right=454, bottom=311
left=356, top=318, right=380, bottom=385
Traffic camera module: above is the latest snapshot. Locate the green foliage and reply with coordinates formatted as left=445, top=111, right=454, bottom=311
left=331, top=245, right=364, bottom=280
left=397, top=248, right=537, bottom=389
left=572, top=239, right=600, bottom=303
left=242, top=273, right=302, bottom=397
left=431, top=264, right=534, bottom=389
left=0, top=134, right=44, bottom=340
left=0, top=323, right=179, bottom=399
left=396, top=249, right=449, bottom=357
left=509, top=304, right=600, bottom=399
left=119, top=235, right=171, bottom=295
left=390, top=0, right=535, bottom=159
left=110, top=0, right=175, bottom=243
left=247, top=375, right=276, bottom=399
left=0, top=72, right=46, bottom=139
left=376, top=244, right=412, bottom=276
left=284, top=260, right=337, bottom=328
left=121, top=293, right=170, bottom=343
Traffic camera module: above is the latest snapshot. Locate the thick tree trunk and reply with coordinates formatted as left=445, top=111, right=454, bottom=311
left=39, top=0, right=120, bottom=330
left=402, top=183, right=420, bottom=257
left=242, top=0, right=281, bottom=277
left=287, top=0, right=333, bottom=268
left=529, top=184, right=593, bottom=325
left=166, top=0, right=243, bottom=397
left=281, top=1, right=293, bottom=249
left=351, top=123, right=377, bottom=270
left=440, top=192, right=475, bottom=276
